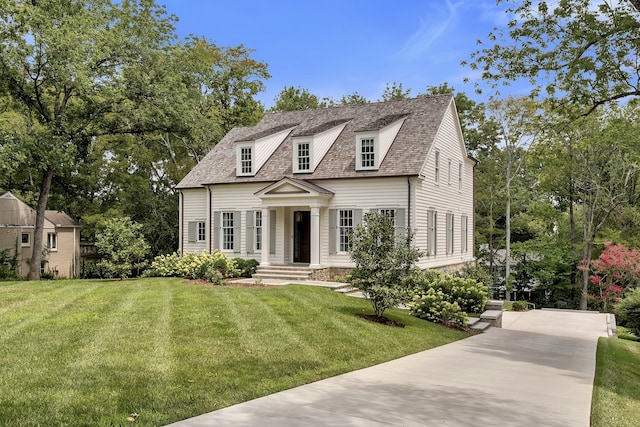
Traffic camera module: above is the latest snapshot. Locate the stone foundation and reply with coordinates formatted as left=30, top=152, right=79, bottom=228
left=310, top=267, right=352, bottom=282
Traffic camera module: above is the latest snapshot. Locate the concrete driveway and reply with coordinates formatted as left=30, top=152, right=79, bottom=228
left=167, top=309, right=610, bottom=427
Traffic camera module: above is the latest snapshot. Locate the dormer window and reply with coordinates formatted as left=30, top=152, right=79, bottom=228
left=356, top=135, right=378, bottom=170
left=237, top=143, right=254, bottom=176
left=294, top=141, right=312, bottom=173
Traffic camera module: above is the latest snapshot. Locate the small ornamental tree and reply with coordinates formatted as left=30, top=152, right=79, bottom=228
left=348, top=212, right=423, bottom=318
left=96, top=216, right=150, bottom=280
left=579, top=242, right=640, bottom=311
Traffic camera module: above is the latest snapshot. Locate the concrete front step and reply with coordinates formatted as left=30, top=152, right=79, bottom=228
left=253, top=265, right=317, bottom=281
left=468, top=316, right=491, bottom=331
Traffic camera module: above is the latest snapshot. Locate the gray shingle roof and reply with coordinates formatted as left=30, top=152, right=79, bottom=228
left=177, top=95, right=454, bottom=189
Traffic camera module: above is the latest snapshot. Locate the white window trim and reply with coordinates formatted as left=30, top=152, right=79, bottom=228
left=21, top=232, right=31, bottom=247
left=222, top=211, right=235, bottom=251
left=236, top=142, right=255, bottom=176
left=427, top=210, right=437, bottom=256
left=197, top=221, right=206, bottom=242
left=355, top=133, right=378, bottom=171
left=254, top=210, right=263, bottom=252
left=446, top=212, right=454, bottom=254
left=434, top=150, right=440, bottom=184
left=293, top=139, right=313, bottom=173
left=461, top=215, right=468, bottom=253
left=448, top=159, right=452, bottom=185
left=47, top=232, right=58, bottom=251
left=458, top=163, right=463, bottom=191
left=338, top=209, right=354, bottom=253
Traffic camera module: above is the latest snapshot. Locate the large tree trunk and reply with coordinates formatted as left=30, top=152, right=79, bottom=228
left=580, top=239, right=594, bottom=310
left=505, top=154, right=512, bottom=301
left=27, top=167, right=54, bottom=281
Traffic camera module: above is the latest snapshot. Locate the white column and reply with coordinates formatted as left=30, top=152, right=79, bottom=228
left=261, top=208, right=270, bottom=266
left=310, top=207, right=320, bottom=268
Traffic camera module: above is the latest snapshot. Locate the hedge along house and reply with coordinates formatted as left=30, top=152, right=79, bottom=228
left=176, top=95, right=476, bottom=279
left=0, top=191, right=81, bottom=278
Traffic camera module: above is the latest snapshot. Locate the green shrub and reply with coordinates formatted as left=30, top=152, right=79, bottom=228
left=0, top=248, right=17, bottom=279
left=511, top=300, right=528, bottom=311
left=230, top=258, right=259, bottom=278
left=409, top=287, right=467, bottom=327
left=616, top=288, right=640, bottom=337
left=409, top=270, right=488, bottom=326
left=149, top=250, right=236, bottom=283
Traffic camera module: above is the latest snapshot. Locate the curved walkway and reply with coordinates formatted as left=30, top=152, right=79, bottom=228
left=167, top=309, right=610, bottom=427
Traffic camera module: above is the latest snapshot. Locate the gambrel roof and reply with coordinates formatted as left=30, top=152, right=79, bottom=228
left=177, top=94, right=457, bottom=189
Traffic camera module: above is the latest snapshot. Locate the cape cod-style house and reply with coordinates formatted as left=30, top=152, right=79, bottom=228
left=0, top=191, right=81, bottom=278
left=176, top=95, right=476, bottom=279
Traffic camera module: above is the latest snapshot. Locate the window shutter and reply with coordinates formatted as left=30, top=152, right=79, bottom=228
left=354, top=209, right=363, bottom=227
left=188, top=221, right=196, bottom=243
left=233, top=211, right=241, bottom=253
left=270, top=210, right=276, bottom=255
left=213, top=212, right=221, bottom=250
left=395, top=208, right=406, bottom=241
left=329, top=209, right=337, bottom=254
left=246, top=211, right=254, bottom=254
left=434, top=212, right=438, bottom=255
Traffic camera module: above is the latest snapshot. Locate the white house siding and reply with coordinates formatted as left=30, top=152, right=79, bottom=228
left=207, top=183, right=286, bottom=263
left=180, top=188, right=208, bottom=253
left=318, top=177, right=410, bottom=268
left=415, top=104, right=475, bottom=269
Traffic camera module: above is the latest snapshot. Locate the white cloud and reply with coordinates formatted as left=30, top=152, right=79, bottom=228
left=395, top=0, right=463, bottom=61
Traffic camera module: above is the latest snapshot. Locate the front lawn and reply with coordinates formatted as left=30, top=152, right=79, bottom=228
left=0, top=278, right=468, bottom=426
left=591, top=337, right=640, bottom=427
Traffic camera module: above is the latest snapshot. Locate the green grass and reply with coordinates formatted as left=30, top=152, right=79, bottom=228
left=0, top=278, right=468, bottom=426
left=591, top=337, right=640, bottom=427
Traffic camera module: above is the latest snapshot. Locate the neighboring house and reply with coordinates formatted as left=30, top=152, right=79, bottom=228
left=176, top=95, right=476, bottom=276
left=0, top=192, right=81, bottom=278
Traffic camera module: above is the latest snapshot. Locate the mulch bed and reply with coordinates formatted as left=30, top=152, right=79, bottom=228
left=358, top=314, right=405, bottom=328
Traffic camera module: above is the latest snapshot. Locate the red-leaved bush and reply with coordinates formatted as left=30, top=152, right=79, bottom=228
left=579, top=242, right=640, bottom=311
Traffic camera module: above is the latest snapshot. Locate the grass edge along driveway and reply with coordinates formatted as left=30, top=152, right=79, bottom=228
left=0, top=278, right=468, bottom=426
left=591, top=336, right=640, bottom=427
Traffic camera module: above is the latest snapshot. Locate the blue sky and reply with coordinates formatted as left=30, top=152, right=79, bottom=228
left=161, top=0, right=515, bottom=108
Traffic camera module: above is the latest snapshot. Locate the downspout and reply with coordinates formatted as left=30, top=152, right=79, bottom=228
left=407, top=176, right=411, bottom=246
left=208, top=186, right=213, bottom=253
left=179, top=191, right=184, bottom=254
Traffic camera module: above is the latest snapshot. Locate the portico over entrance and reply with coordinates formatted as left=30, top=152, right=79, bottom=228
left=254, top=177, right=333, bottom=268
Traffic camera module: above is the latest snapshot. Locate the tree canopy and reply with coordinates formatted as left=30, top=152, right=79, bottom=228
left=466, top=0, right=640, bottom=116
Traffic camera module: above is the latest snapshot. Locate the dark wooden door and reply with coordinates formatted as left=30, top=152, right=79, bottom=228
left=293, top=211, right=311, bottom=263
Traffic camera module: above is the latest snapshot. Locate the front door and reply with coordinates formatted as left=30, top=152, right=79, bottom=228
left=293, top=211, right=311, bottom=263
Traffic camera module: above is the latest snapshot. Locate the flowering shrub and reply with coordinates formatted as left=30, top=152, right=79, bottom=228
left=409, top=287, right=467, bottom=327
left=579, top=242, right=640, bottom=312
left=149, top=250, right=237, bottom=283
left=409, top=270, right=488, bottom=327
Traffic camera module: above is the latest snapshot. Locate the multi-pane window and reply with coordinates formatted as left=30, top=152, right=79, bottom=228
left=197, top=221, right=206, bottom=242
left=338, top=209, right=354, bottom=252
left=21, top=233, right=30, bottom=247
left=458, top=163, right=463, bottom=191
left=240, top=146, right=252, bottom=175
left=435, top=151, right=440, bottom=183
left=446, top=213, right=454, bottom=254
left=360, top=138, right=375, bottom=168
left=461, top=215, right=468, bottom=253
left=297, top=142, right=310, bottom=172
left=47, top=233, right=57, bottom=251
left=448, top=160, right=452, bottom=184
left=427, top=210, right=437, bottom=256
left=222, top=212, right=234, bottom=251
left=255, top=210, right=262, bottom=251
left=379, top=209, right=396, bottom=226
